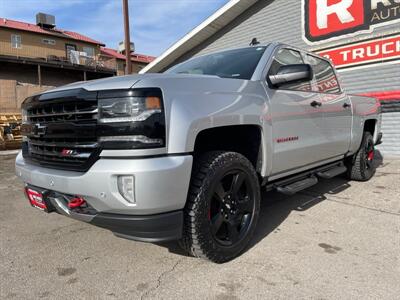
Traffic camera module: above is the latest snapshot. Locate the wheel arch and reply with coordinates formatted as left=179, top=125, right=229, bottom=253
left=349, top=117, right=379, bottom=155
left=363, top=118, right=377, bottom=136
left=192, top=125, right=265, bottom=175
left=363, top=118, right=383, bottom=145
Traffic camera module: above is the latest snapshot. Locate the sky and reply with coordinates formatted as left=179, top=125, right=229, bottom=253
left=0, top=0, right=230, bottom=56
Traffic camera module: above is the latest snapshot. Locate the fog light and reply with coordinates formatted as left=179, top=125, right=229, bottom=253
left=117, top=175, right=135, bottom=203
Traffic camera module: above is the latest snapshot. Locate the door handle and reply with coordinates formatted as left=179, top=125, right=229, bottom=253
left=310, top=100, right=322, bottom=107
left=343, top=103, right=351, bottom=108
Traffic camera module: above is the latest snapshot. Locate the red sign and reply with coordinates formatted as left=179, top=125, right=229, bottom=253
left=317, top=34, right=400, bottom=69
left=307, top=0, right=365, bottom=39
left=303, top=0, right=400, bottom=43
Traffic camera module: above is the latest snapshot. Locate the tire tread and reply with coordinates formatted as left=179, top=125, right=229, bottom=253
left=347, top=132, right=376, bottom=181
left=179, top=151, right=260, bottom=263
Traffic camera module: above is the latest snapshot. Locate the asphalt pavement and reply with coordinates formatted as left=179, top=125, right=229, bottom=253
left=1, top=153, right=399, bottom=299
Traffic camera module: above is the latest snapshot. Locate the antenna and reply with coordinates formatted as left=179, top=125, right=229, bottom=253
left=249, top=38, right=260, bottom=46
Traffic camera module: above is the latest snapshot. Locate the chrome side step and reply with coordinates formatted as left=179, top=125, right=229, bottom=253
left=276, top=176, right=318, bottom=195
left=316, top=165, right=347, bottom=179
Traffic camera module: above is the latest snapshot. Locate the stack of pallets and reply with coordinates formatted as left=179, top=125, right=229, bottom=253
left=0, top=113, right=22, bottom=150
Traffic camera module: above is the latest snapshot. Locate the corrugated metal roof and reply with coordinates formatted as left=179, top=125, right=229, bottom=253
left=0, top=17, right=105, bottom=46
left=100, top=47, right=156, bottom=63
left=140, top=0, right=258, bottom=73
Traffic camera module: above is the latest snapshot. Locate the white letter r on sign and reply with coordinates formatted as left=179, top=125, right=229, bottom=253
left=316, top=0, right=355, bottom=29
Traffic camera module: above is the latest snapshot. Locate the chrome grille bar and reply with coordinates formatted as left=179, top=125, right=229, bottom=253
left=28, top=108, right=98, bottom=118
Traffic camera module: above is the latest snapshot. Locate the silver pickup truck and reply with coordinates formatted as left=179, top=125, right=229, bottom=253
left=16, top=43, right=382, bottom=263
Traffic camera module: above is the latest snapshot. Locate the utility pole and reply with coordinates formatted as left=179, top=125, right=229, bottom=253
left=123, top=0, right=132, bottom=74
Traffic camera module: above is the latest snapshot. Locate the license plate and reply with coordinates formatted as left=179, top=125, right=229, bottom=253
left=25, top=187, right=48, bottom=211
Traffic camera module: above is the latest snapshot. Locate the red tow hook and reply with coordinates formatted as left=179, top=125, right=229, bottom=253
left=68, top=197, right=86, bottom=209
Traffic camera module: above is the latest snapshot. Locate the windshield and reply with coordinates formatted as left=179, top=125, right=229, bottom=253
left=165, top=46, right=268, bottom=80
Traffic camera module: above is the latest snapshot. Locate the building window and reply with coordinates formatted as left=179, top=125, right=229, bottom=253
left=11, top=34, right=21, bottom=49
left=83, top=47, right=95, bottom=57
left=65, top=43, right=77, bottom=59
left=42, top=38, right=56, bottom=45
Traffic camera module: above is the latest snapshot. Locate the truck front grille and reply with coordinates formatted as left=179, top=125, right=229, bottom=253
left=22, top=89, right=100, bottom=172
left=27, top=101, right=98, bottom=123
left=26, top=137, right=99, bottom=170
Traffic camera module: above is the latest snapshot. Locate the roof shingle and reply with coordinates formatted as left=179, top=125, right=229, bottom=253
left=0, top=17, right=105, bottom=46
left=100, top=47, right=155, bottom=63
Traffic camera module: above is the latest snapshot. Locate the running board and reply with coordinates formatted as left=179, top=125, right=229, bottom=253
left=316, top=165, right=347, bottom=179
left=276, top=176, right=318, bottom=195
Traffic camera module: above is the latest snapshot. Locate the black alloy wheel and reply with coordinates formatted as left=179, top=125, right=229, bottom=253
left=364, top=137, right=375, bottom=171
left=180, top=151, right=261, bottom=263
left=209, top=170, right=255, bottom=247
left=347, top=131, right=377, bottom=181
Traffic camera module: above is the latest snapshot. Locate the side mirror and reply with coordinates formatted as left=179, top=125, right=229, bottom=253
left=268, top=64, right=313, bottom=87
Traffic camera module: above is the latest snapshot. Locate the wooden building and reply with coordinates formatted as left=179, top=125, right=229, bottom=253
left=0, top=14, right=155, bottom=114
left=99, top=47, right=155, bottom=76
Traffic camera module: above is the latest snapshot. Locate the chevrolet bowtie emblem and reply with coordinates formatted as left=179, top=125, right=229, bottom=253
left=33, top=123, right=47, bottom=137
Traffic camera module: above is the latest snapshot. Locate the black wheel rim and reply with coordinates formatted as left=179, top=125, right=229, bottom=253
left=208, top=170, right=255, bottom=247
left=365, top=139, right=375, bottom=169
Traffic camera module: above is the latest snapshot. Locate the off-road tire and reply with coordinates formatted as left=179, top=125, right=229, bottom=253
left=179, top=151, right=261, bottom=263
left=346, top=131, right=376, bottom=181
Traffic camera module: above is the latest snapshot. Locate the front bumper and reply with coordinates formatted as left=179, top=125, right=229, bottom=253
left=91, top=211, right=183, bottom=242
left=16, top=152, right=192, bottom=215
left=16, top=152, right=192, bottom=241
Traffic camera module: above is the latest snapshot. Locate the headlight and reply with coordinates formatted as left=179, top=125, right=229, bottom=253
left=97, top=88, right=166, bottom=150
left=99, top=96, right=162, bottom=123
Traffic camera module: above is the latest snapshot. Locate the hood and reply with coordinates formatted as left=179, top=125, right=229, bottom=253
left=41, top=73, right=220, bottom=94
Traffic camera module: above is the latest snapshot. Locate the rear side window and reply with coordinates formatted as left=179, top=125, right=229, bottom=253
left=268, top=48, right=311, bottom=92
left=305, top=55, right=341, bottom=94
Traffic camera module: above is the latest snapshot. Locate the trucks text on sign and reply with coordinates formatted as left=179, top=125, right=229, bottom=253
left=317, top=34, right=400, bottom=69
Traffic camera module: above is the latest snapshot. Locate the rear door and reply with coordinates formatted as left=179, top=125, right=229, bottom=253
left=304, top=54, right=352, bottom=157
left=264, top=47, right=328, bottom=175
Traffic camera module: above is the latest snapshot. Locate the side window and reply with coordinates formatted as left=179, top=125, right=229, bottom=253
left=268, top=48, right=311, bottom=92
left=306, top=55, right=341, bottom=94
left=11, top=34, right=21, bottom=49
